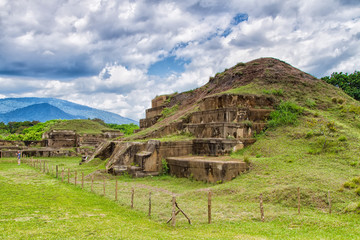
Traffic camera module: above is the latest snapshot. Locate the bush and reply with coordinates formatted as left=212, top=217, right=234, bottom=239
left=160, top=159, right=169, bottom=176
left=305, top=99, right=316, bottom=108
left=305, top=131, right=313, bottom=139
left=338, top=136, right=347, bottom=142
left=268, top=101, right=304, bottom=128
left=356, top=187, right=360, bottom=196
left=235, top=62, right=246, bottom=67
left=243, top=156, right=250, bottom=165
left=161, top=104, right=179, bottom=119
left=343, top=181, right=357, bottom=189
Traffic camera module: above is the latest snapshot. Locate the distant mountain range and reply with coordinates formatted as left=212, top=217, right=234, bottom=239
left=0, top=97, right=137, bottom=124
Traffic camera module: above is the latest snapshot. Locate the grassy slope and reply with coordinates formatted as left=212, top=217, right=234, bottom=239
left=50, top=119, right=113, bottom=134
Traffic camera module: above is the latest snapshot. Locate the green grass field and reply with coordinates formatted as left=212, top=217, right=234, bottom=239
left=1, top=151, right=359, bottom=239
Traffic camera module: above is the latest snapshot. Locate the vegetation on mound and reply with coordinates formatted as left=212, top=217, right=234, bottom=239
left=1, top=120, right=62, bottom=141
left=0, top=119, right=138, bottom=141
left=268, top=101, right=304, bottom=128
left=49, top=119, right=113, bottom=134
left=322, top=71, right=360, bottom=100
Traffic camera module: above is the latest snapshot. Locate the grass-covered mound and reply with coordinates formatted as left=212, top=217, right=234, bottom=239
left=0, top=119, right=139, bottom=141
left=49, top=119, right=113, bottom=134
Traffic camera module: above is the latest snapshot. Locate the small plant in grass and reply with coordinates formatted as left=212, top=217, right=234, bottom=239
left=305, top=131, right=314, bottom=139
left=263, top=89, right=284, bottom=96
left=307, top=118, right=338, bottom=151
left=350, top=161, right=358, bottom=167
left=243, top=156, right=250, bottom=165
left=305, top=98, right=316, bottom=108
left=356, top=187, right=360, bottom=196
left=338, top=136, right=347, bottom=142
left=160, top=159, right=169, bottom=176
left=268, top=101, right=304, bottom=128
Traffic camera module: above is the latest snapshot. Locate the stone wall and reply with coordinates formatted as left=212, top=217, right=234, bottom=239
left=151, top=95, right=168, bottom=108
left=167, top=156, right=247, bottom=183
left=146, top=106, right=165, bottom=119
left=199, top=94, right=275, bottom=111
left=46, top=130, right=77, bottom=148
left=190, top=108, right=272, bottom=123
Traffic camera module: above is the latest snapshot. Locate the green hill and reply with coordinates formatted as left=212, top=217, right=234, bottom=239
left=129, top=57, right=360, bottom=213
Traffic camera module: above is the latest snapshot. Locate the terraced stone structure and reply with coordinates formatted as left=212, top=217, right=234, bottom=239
left=90, top=57, right=317, bottom=182
left=93, top=93, right=274, bottom=182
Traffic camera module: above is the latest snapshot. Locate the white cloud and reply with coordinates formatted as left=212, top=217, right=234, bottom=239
left=0, top=0, right=359, bottom=121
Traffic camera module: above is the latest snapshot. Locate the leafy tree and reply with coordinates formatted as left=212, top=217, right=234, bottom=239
left=322, top=71, right=360, bottom=100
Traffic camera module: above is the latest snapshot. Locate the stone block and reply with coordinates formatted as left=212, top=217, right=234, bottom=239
left=146, top=106, right=165, bottom=118
left=151, top=95, right=168, bottom=108
left=167, top=156, right=247, bottom=183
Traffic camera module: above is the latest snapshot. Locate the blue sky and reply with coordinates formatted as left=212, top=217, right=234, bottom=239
left=0, top=0, right=359, bottom=121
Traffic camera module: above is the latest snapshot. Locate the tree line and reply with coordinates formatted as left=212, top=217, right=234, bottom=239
left=321, top=71, right=360, bottom=100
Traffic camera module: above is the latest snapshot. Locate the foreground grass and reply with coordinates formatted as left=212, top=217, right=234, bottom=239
left=1, top=158, right=360, bottom=239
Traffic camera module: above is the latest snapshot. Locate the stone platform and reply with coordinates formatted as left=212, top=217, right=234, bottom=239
left=166, top=156, right=247, bottom=183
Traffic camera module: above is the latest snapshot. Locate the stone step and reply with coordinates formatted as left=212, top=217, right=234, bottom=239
left=131, top=171, right=160, bottom=178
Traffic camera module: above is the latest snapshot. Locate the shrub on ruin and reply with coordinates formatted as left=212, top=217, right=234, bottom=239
left=160, top=159, right=169, bottom=176
left=268, top=101, right=304, bottom=128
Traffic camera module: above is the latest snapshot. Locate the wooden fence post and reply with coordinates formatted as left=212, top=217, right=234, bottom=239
left=131, top=187, right=134, bottom=208
left=260, top=193, right=264, bottom=222
left=74, top=171, right=77, bottom=186
left=43, top=161, right=45, bottom=173
left=56, top=165, right=58, bottom=178
left=67, top=169, right=70, bottom=184
left=115, top=179, right=118, bottom=201
left=172, top=196, right=176, bottom=227
left=148, top=192, right=152, bottom=217
left=208, top=190, right=212, bottom=224
left=103, top=177, right=106, bottom=196
left=82, top=172, right=84, bottom=189
left=328, top=191, right=332, bottom=214
left=61, top=169, right=64, bottom=182
left=297, top=187, right=301, bottom=214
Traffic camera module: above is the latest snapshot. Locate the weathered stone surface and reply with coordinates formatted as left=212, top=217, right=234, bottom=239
left=189, top=108, right=272, bottom=124
left=106, top=142, right=145, bottom=174
left=167, top=156, right=247, bottom=183
left=140, top=115, right=161, bottom=129
left=192, top=138, right=243, bottom=156
left=46, top=130, right=77, bottom=148
left=1, top=148, right=77, bottom=158
left=146, top=106, right=165, bottom=118
left=151, top=95, right=168, bottom=108
left=186, top=122, right=266, bottom=139
left=101, top=130, right=124, bottom=139
left=199, top=94, right=275, bottom=111
left=105, top=140, right=193, bottom=175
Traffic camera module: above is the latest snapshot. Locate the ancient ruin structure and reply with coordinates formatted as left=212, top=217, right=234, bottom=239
left=90, top=92, right=274, bottom=183
left=0, top=129, right=123, bottom=158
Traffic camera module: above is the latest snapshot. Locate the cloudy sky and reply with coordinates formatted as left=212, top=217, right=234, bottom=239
left=0, top=0, right=359, bottom=121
